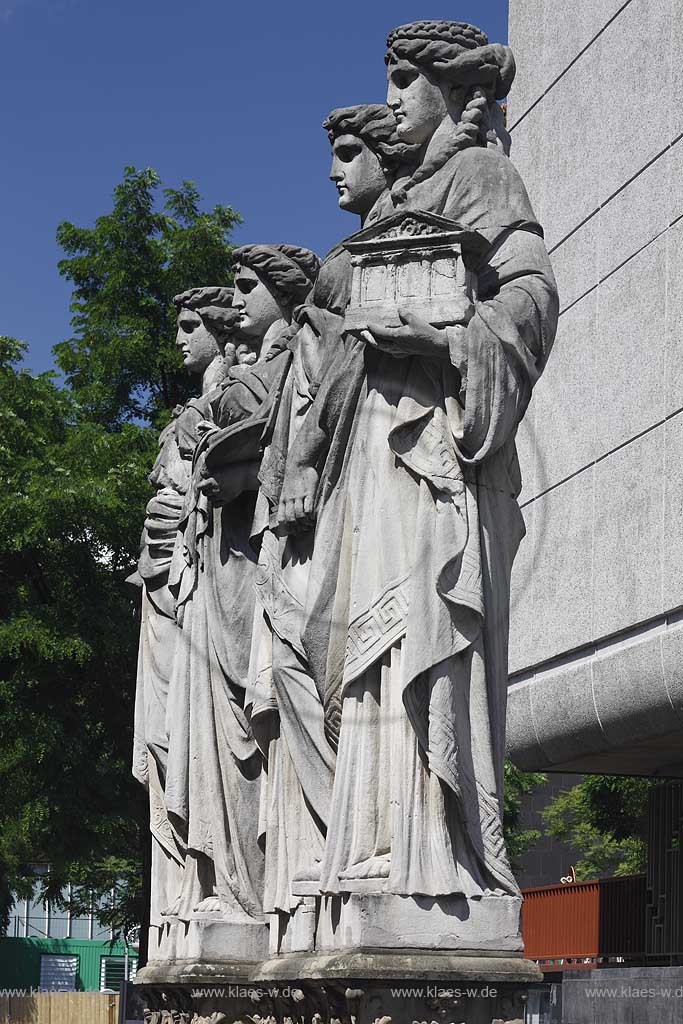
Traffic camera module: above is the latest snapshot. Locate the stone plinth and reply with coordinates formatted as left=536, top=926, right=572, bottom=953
left=135, top=951, right=541, bottom=1024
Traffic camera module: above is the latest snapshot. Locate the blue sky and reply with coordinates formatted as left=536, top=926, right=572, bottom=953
left=2, top=0, right=508, bottom=373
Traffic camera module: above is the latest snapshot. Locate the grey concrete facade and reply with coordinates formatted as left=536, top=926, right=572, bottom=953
left=506, top=0, right=683, bottom=776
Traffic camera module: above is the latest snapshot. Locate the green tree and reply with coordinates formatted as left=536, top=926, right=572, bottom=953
left=54, top=166, right=241, bottom=428
left=1, top=165, right=242, bottom=951
left=0, top=335, right=153, bottom=938
left=542, top=775, right=652, bottom=879
left=503, top=762, right=546, bottom=872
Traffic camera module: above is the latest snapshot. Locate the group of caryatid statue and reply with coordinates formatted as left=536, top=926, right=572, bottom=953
left=132, top=19, right=558, bottom=969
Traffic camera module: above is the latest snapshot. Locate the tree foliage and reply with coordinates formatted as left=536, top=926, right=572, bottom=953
left=0, top=335, right=153, bottom=937
left=54, top=167, right=241, bottom=428
left=541, top=775, right=653, bottom=879
left=503, top=762, right=546, bottom=872
left=0, top=167, right=242, bottom=944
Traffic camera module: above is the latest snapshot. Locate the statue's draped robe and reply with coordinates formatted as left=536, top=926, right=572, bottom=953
left=132, top=397, right=222, bottom=926
left=288, top=145, right=559, bottom=897
left=247, top=253, right=350, bottom=916
left=163, top=349, right=291, bottom=921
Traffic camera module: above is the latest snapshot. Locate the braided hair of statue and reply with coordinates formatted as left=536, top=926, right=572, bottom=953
left=323, top=103, right=420, bottom=176
left=232, top=244, right=321, bottom=310
left=385, top=21, right=515, bottom=204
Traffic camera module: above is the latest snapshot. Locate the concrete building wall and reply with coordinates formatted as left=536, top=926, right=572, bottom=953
left=506, top=0, right=683, bottom=776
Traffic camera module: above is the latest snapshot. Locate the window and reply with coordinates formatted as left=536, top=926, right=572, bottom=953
left=99, top=956, right=137, bottom=992
left=39, top=954, right=78, bottom=992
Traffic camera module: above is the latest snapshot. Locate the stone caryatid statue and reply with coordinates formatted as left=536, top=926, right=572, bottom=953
left=156, top=244, right=320, bottom=964
left=246, top=104, right=419, bottom=956
left=272, top=19, right=559, bottom=955
left=131, top=286, right=241, bottom=959
left=134, top=18, right=559, bottom=1021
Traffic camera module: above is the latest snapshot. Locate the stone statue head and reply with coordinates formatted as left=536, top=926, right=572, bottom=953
left=323, top=103, right=417, bottom=216
left=385, top=20, right=514, bottom=146
left=231, top=244, right=320, bottom=341
left=173, top=286, right=239, bottom=375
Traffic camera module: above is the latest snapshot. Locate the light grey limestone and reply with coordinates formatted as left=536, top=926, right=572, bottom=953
left=506, top=0, right=683, bottom=781
left=662, top=412, right=683, bottom=611
left=529, top=469, right=594, bottom=665
left=592, top=427, right=665, bottom=638
left=503, top=680, right=546, bottom=767
left=665, top=214, right=683, bottom=415
left=594, top=232, right=668, bottom=454
left=596, top=0, right=672, bottom=202
left=539, top=0, right=628, bottom=105
left=314, top=894, right=524, bottom=954
left=508, top=504, right=534, bottom=675
left=596, top=146, right=671, bottom=283
left=672, top=0, right=683, bottom=140
left=134, top=19, right=559, bottom=973
left=532, top=60, right=602, bottom=250
left=531, top=661, right=610, bottom=766
left=551, top=214, right=598, bottom=315
left=508, top=619, right=683, bottom=777
left=506, top=0, right=545, bottom=126
left=533, top=290, right=598, bottom=494
left=592, top=631, right=683, bottom=747
left=507, top=0, right=627, bottom=129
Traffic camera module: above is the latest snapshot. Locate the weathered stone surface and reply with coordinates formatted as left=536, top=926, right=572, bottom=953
left=551, top=214, right=598, bottom=314
left=508, top=617, right=683, bottom=777
left=533, top=291, right=597, bottom=493
left=597, top=0, right=672, bottom=202
left=531, top=661, right=609, bottom=767
left=507, top=0, right=627, bottom=128
left=665, top=213, right=683, bottom=415
left=593, top=428, right=664, bottom=638
left=133, top=18, right=558, bottom=972
left=314, top=893, right=523, bottom=954
left=529, top=469, right=594, bottom=664
left=509, top=504, right=534, bottom=675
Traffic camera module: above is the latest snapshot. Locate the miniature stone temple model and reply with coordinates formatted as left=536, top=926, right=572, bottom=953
left=131, top=17, right=559, bottom=1023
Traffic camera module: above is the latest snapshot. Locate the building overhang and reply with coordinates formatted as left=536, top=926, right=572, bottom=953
left=506, top=613, right=683, bottom=778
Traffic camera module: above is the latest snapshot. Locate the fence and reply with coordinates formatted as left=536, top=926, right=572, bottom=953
left=522, top=875, right=647, bottom=965
left=0, top=992, right=118, bottom=1024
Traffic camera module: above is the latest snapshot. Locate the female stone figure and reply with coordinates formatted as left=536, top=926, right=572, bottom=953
left=281, top=20, right=558, bottom=945
left=161, top=245, right=319, bottom=957
left=247, top=105, right=418, bottom=952
left=131, top=286, right=240, bottom=958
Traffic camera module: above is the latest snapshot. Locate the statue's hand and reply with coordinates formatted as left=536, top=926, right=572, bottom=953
left=361, top=306, right=450, bottom=359
left=278, top=466, right=319, bottom=533
left=197, top=461, right=260, bottom=505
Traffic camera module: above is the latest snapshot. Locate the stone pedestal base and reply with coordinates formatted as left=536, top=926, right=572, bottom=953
left=316, top=893, right=523, bottom=953
left=137, top=916, right=269, bottom=987
left=134, top=951, right=542, bottom=1024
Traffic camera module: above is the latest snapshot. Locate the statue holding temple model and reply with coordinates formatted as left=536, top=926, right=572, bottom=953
left=276, top=18, right=558, bottom=950
left=247, top=103, right=420, bottom=954
left=131, top=18, right=559, bottom=1001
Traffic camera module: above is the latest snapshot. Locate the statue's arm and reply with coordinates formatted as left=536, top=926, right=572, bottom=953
left=446, top=228, right=559, bottom=463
